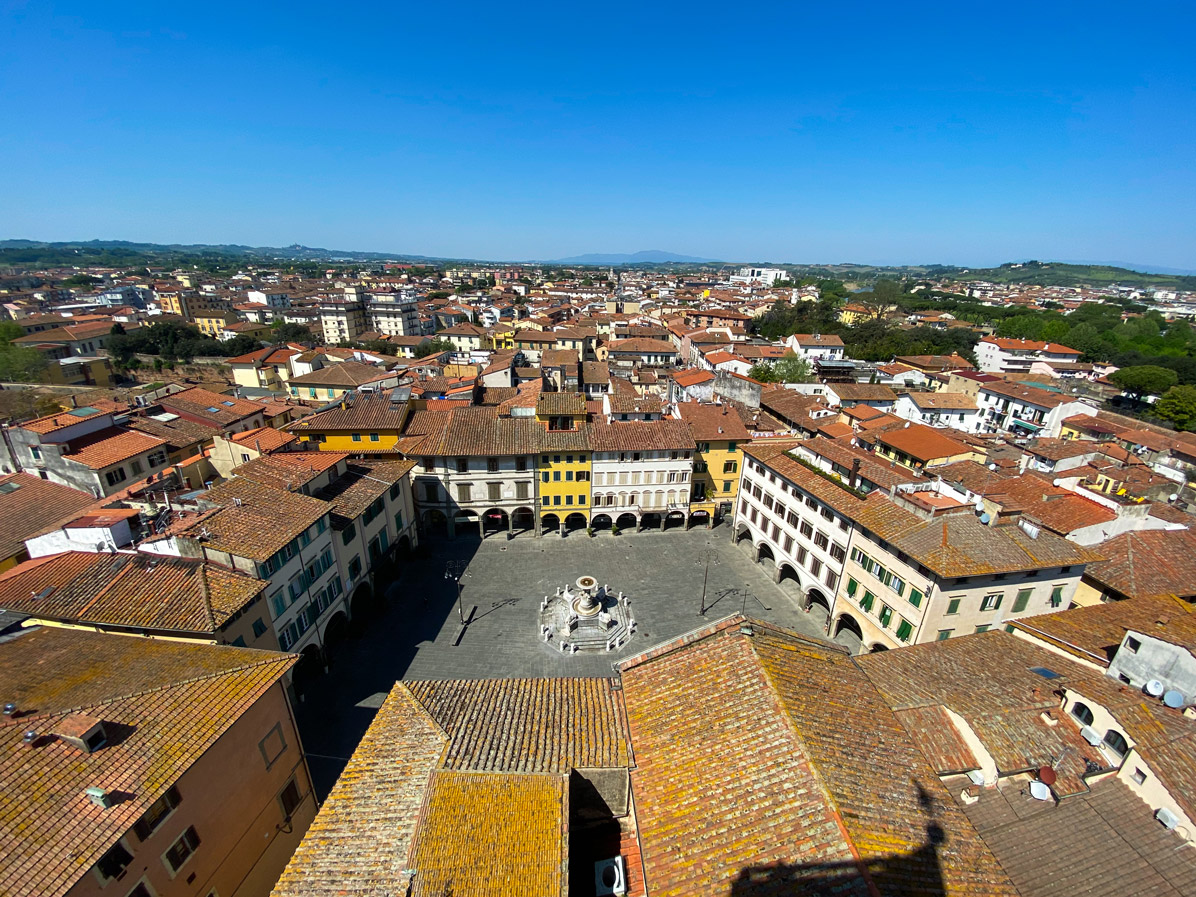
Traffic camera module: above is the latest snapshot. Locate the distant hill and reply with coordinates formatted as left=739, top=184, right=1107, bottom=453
left=0, top=239, right=455, bottom=268
left=958, top=261, right=1196, bottom=291
left=550, top=250, right=719, bottom=265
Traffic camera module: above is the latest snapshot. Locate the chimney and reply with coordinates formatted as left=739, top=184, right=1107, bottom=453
left=850, top=457, right=861, bottom=490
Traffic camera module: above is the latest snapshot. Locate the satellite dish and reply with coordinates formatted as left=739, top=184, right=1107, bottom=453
left=988, top=462, right=998, bottom=471
left=1170, top=493, right=1179, bottom=503
left=980, top=512, right=992, bottom=524
left=974, top=500, right=985, bottom=512
left=1029, top=780, right=1052, bottom=801
left=1164, top=689, right=1186, bottom=709
left=1037, top=766, right=1058, bottom=786
left=1146, top=679, right=1165, bottom=697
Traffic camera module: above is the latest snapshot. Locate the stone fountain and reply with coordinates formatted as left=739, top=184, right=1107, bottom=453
left=538, top=575, right=636, bottom=654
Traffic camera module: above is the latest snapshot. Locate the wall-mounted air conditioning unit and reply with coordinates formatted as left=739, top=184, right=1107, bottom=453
left=1156, top=807, right=1180, bottom=830
left=595, top=856, right=626, bottom=896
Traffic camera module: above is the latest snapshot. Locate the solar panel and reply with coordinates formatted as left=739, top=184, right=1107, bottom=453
left=1029, top=666, right=1061, bottom=680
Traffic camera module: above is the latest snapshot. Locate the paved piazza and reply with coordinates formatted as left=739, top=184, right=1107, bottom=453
left=295, top=523, right=855, bottom=795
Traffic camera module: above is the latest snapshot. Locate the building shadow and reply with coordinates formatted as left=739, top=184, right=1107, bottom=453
left=730, top=823, right=946, bottom=896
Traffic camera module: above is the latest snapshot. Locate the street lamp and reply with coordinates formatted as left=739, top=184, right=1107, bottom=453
left=696, top=547, right=719, bottom=616
left=445, top=559, right=467, bottom=624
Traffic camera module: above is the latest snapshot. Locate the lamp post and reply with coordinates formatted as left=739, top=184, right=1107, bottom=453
left=445, top=559, right=467, bottom=624
left=696, top=547, right=719, bottom=616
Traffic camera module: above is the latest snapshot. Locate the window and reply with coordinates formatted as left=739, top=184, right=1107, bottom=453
left=783, top=535, right=794, bottom=552
left=422, top=457, right=434, bottom=471
left=1071, top=702, right=1094, bottom=726
left=390, top=482, right=402, bottom=501
left=830, top=544, right=846, bottom=563
left=252, top=617, right=267, bottom=638
left=723, top=460, right=738, bottom=473
left=796, top=546, right=808, bottom=565
left=457, top=483, right=472, bottom=501
left=896, top=619, right=913, bottom=642
left=516, top=457, right=527, bottom=471
left=565, top=470, right=574, bottom=481
left=800, top=521, right=813, bottom=538
left=370, top=433, right=380, bottom=442
left=787, top=511, right=800, bottom=527
left=813, top=531, right=828, bottom=550
left=909, top=587, right=923, bottom=608
left=771, top=523, right=781, bottom=540
left=1125, top=636, right=1141, bottom=652
left=164, top=826, right=200, bottom=873
left=279, top=778, right=302, bottom=818
left=762, top=495, right=773, bottom=511
left=946, top=598, right=961, bottom=615
left=96, top=841, right=133, bottom=881
left=860, top=590, right=875, bottom=612
left=553, top=495, right=561, bottom=506
left=488, top=482, right=501, bottom=502
left=937, top=629, right=953, bottom=641
left=974, top=624, right=990, bottom=634
left=542, top=471, right=550, bottom=483
left=981, top=593, right=1003, bottom=612
left=487, top=457, right=499, bottom=472
left=515, top=481, right=529, bottom=500
left=723, top=481, right=732, bottom=492
left=351, top=433, right=362, bottom=442
left=1012, top=588, right=1032, bottom=613
left=456, top=457, right=468, bottom=473
left=1050, top=585, right=1064, bottom=607
left=1102, top=729, right=1129, bottom=760
left=129, top=459, right=143, bottom=475
left=341, top=522, right=356, bottom=545
left=553, top=471, right=561, bottom=482
left=847, top=578, right=859, bottom=597
left=134, top=786, right=181, bottom=841
left=105, top=467, right=127, bottom=487
left=879, top=605, right=893, bottom=627
left=348, top=556, right=362, bottom=580
left=810, top=558, right=822, bottom=577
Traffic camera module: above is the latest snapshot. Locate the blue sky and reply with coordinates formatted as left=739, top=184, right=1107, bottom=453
left=2, top=1, right=1194, bottom=268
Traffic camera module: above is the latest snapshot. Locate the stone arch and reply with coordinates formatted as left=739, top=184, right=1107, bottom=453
left=833, top=612, right=864, bottom=640
left=481, top=507, right=508, bottom=536
left=542, top=512, right=561, bottom=532
left=615, top=512, right=637, bottom=531
left=511, top=506, right=535, bottom=532
left=755, top=541, right=775, bottom=564
left=591, top=513, right=613, bottom=530
left=804, top=587, right=831, bottom=612
left=322, top=610, right=349, bottom=658
left=734, top=523, right=752, bottom=544
left=422, top=508, right=448, bottom=537
left=564, top=512, right=588, bottom=531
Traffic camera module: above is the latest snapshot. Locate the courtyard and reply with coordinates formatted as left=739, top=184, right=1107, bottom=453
left=294, top=523, right=856, bottom=796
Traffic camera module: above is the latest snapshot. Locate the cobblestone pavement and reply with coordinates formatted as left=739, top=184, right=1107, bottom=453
left=294, top=523, right=854, bottom=796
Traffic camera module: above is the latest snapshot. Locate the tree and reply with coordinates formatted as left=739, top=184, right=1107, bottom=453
left=415, top=337, right=454, bottom=358
left=1154, top=385, right=1196, bottom=431
left=749, top=351, right=814, bottom=384
left=271, top=322, right=314, bottom=344
left=62, top=273, right=100, bottom=288
left=110, top=322, right=126, bottom=336
left=1109, top=365, right=1178, bottom=404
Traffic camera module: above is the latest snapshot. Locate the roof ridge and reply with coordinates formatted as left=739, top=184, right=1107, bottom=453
left=197, top=564, right=219, bottom=630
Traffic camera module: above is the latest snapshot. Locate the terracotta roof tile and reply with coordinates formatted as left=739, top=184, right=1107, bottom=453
left=0, top=627, right=294, bottom=897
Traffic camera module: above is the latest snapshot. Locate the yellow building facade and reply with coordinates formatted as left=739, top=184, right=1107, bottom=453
left=537, top=447, right=592, bottom=526
left=288, top=394, right=412, bottom=453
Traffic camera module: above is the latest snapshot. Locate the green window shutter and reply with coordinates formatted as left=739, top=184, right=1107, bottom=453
left=879, top=605, right=893, bottom=627
left=937, top=629, right=952, bottom=641
left=946, top=598, right=961, bottom=615
left=861, top=591, right=875, bottom=612
left=909, top=588, right=923, bottom=608
left=1012, top=589, right=1032, bottom=613
left=847, top=578, right=858, bottom=597
left=896, top=619, right=913, bottom=642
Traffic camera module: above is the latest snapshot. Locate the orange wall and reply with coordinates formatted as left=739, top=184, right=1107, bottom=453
left=67, top=682, right=315, bottom=897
